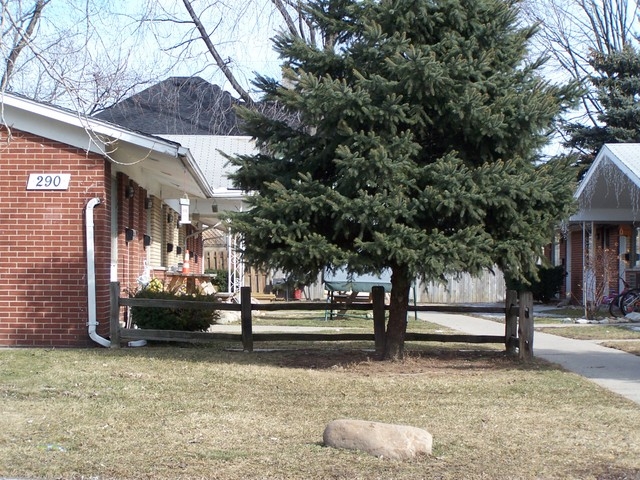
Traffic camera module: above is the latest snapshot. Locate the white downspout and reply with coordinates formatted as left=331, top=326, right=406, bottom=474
left=86, top=197, right=110, bottom=347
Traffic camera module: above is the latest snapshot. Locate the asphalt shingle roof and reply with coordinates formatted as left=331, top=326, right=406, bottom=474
left=94, top=77, right=243, bottom=135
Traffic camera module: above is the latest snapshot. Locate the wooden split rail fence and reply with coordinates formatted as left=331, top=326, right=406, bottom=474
left=111, top=283, right=535, bottom=360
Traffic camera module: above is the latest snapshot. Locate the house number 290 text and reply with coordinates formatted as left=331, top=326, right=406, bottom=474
left=26, top=173, right=71, bottom=190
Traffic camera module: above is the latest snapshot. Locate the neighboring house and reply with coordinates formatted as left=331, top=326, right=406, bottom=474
left=553, top=143, right=640, bottom=305
left=0, top=92, right=218, bottom=347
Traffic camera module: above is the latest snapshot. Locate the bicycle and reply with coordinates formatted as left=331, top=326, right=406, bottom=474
left=608, top=278, right=640, bottom=318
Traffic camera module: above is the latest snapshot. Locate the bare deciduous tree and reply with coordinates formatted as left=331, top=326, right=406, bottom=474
left=583, top=242, right=618, bottom=319
left=0, top=0, right=49, bottom=89
left=522, top=0, right=640, bottom=128
left=0, top=0, right=172, bottom=114
left=138, top=0, right=325, bottom=103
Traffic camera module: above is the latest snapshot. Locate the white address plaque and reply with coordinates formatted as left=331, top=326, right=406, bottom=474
left=26, top=173, right=71, bottom=190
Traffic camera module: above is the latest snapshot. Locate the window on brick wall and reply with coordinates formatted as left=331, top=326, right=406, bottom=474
left=633, top=228, right=640, bottom=268
left=553, top=234, right=561, bottom=267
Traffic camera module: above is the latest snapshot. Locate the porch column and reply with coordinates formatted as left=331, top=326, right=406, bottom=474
left=565, top=231, right=572, bottom=299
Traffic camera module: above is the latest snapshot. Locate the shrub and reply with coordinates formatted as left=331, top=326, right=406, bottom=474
left=130, top=288, right=219, bottom=331
left=205, top=269, right=228, bottom=292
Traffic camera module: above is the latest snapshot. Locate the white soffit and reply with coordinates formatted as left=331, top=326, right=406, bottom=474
left=0, top=93, right=178, bottom=156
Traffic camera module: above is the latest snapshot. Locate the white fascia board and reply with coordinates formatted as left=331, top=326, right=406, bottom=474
left=574, top=145, right=611, bottom=199
left=92, top=125, right=179, bottom=158
left=178, top=147, right=214, bottom=198
left=576, top=144, right=640, bottom=200
left=0, top=93, right=181, bottom=158
left=605, top=144, right=640, bottom=188
left=211, top=188, right=248, bottom=198
left=1, top=99, right=106, bottom=153
left=0, top=93, right=218, bottom=199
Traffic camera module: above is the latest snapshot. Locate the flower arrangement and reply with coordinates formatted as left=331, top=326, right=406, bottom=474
left=146, top=278, right=164, bottom=293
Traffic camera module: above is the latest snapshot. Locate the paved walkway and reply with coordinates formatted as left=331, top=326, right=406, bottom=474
left=419, top=312, right=640, bottom=405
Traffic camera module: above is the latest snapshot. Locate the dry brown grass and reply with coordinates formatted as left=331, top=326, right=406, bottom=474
left=535, top=321, right=640, bottom=357
left=600, top=340, right=640, bottom=356
left=535, top=324, right=640, bottom=341
left=1, top=343, right=639, bottom=480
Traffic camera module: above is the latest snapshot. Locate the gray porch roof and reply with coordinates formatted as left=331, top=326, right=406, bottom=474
left=159, top=135, right=253, bottom=228
left=161, top=135, right=253, bottom=191
left=571, top=143, right=640, bottom=223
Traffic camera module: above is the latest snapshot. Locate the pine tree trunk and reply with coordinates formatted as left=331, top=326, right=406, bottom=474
left=383, top=266, right=411, bottom=361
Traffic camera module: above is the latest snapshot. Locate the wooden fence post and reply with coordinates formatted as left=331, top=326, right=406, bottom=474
left=372, top=286, right=386, bottom=358
left=110, top=282, right=121, bottom=348
left=505, top=289, right=518, bottom=355
left=518, top=291, right=534, bottom=361
left=241, top=286, right=253, bottom=352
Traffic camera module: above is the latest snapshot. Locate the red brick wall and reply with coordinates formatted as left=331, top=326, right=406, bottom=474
left=563, top=225, right=625, bottom=304
left=116, top=172, right=149, bottom=296
left=0, top=128, right=110, bottom=347
left=607, top=227, right=620, bottom=294
left=558, top=236, right=567, bottom=298
left=185, top=224, right=203, bottom=274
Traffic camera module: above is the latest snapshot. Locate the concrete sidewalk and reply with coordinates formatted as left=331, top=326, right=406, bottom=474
left=419, top=312, right=640, bottom=405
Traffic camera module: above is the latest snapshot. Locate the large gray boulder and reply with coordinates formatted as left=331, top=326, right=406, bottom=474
left=323, top=419, right=433, bottom=460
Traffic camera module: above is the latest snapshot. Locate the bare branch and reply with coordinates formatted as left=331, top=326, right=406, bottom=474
left=271, top=0, right=299, bottom=39
left=181, top=0, right=254, bottom=106
left=523, top=0, right=639, bottom=126
left=1, top=0, right=49, bottom=90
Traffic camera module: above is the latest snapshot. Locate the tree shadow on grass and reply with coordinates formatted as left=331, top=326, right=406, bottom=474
left=102, top=341, right=553, bottom=375
left=249, top=346, right=552, bottom=374
left=585, top=464, right=640, bottom=480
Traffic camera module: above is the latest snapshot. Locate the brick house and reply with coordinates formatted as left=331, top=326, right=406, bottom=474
left=0, top=92, right=216, bottom=347
left=553, top=143, right=640, bottom=305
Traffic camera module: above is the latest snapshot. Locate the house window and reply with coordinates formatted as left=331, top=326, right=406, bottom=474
left=553, top=235, right=561, bottom=267
left=634, top=228, right=640, bottom=268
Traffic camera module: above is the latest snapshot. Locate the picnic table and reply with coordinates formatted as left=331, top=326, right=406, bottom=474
left=166, top=273, right=216, bottom=294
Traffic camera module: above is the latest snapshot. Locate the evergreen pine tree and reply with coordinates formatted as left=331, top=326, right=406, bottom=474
left=565, top=44, right=640, bottom=176
left=227, top=0, right=578, bottom=360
